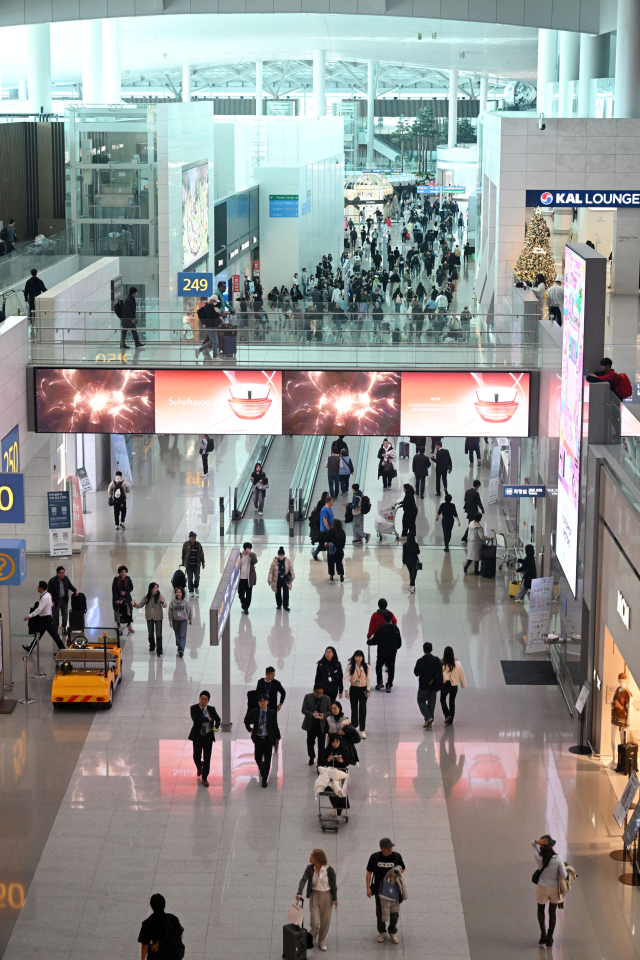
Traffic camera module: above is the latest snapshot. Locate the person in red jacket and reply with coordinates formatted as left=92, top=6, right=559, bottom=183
left=587, top=357, right=619, bottom=390
left=367, top=598, right=397, bottom=640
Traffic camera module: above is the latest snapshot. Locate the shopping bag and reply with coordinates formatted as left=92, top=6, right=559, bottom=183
left=379, top=879, right=400, bottom=901
left=287, top=900, right=305, bottom=927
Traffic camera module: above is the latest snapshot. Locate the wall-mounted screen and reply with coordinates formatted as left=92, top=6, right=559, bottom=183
left=35, top=369, right=155, bottom=434
left=155, top=370, right=282, bottom=434
left=183, top=161, right=209, bottom=268
left=557, top=247, right=586, bottom=596
left=282, top=371, right=401, bottom=435
left=400, top=372, right=530, bottom=437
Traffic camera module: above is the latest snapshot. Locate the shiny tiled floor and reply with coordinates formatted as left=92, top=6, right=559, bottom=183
left=2, top=429, right=640, bottom=960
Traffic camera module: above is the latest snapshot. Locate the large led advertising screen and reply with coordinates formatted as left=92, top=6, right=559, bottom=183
left=35, top=369, right=155, bottom=434
left=401, top=372, right=530, bottom=437
left=155, top=370, right=282, bottom=434
left=282, top=371, right=401, bottom=435
left=557, top=247, right=586, bottom=596
left=183, top=161, right=209, bottom=268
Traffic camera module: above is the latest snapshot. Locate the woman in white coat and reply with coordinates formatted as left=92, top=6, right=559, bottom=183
left=463, top=512, right=493, bottom=575
left=440, top=646, right=466, bottom=725
left=267, top=546, right=295, bottom=611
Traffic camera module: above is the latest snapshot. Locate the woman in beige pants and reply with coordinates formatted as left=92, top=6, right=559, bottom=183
left=296, top=849, right=338, bottom=950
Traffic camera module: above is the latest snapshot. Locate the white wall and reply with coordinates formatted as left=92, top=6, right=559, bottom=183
left=35, top=257, right=120, bottom=347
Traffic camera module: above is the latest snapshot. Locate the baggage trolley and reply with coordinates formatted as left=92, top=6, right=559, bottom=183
left=374, top=505, right=400, bottom=542
left=318, top=779, right=349, bottom=832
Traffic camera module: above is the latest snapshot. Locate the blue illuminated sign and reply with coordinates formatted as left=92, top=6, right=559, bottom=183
left=0, top=539, right=27, bottom=586
left=269, top=195, right=299, bottom=218
left=178, top=272, right=213, bottom=298
left=527, top=189, right=640, bottom=208
left=503, top=485, right=545, bottom=498
left=0, top=474, right=25, bottom=523
left=1, top=426, right=19, bottom=473
left=47, top=491, right=70, bottom=529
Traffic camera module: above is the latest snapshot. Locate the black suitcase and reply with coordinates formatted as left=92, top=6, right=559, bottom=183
left=617, top=741, right=638, bottom=775
left=71, top=592, right=87, bottom=613
left=223, top=334, right=237, bottom=356
left=282, top=923, right=307, bottom=960
left=481, top=543, right=497, bottom=579
left=399, top=441, right=410, bottom=458
left=69, top=609, right=85, bottom=631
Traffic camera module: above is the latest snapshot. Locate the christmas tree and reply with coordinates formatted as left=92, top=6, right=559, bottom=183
left=513, top=207, right=557, bottom=287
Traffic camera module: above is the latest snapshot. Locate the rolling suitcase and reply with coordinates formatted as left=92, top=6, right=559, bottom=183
left=68, top=609, right=85, bottom=631
left=481, top=543, right=497, bottom=579
left=617, top=741, right=638, bottom=775
left=282, top=923, right=307, bottom=960
left=399, top=441, right=410, bottom=458
left=223, top=334, right=237, bottom=356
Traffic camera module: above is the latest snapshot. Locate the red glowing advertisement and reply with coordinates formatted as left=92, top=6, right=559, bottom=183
left=35, top=369, right=155, bottom=434
left=66, top=474, right=85, bottom=539
left=155, top=370, right=282, bottom=434
left=400, top=371, right=530, bottom=437
left=282, top=371, right=401, bottom=435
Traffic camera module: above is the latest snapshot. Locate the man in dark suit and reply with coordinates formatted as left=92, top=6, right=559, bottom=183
left=245, top=695, right=279, bottom=787
left=47, top=565, right=77, bottom=636
left=367, top=611, right=402, bottom=691
left=412, top=446, right=430, bottom=499
left=432, top=442, right=452, bottom=496
left=188, top=690, right=221, bottom=788
left=256, top=666, right=286, bottom=742
left=301, top=685, right=331, bottom=766
left=461, top=480, right=484, bottom=543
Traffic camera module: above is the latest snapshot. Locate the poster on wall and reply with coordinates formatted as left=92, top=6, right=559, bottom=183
left=155, top=370, right=282, bottom=434
left=183, top=161, right=209, bottom=268
left=281, top=372, right=401, bottom=435
left=556, top=247, right=586, bottom=596
left=35, top=369, right=155, bottom=434
left=401, top=372, right=530, bottom=437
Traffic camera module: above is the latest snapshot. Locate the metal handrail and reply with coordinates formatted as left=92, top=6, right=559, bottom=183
left=353, top=437, right=370, bottom=492
left=233, top=435, right=274, bottom=519
left=293, top=436, right=326, bottom=519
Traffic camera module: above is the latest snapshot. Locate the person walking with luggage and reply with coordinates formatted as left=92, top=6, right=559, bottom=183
left=168, top=587, right=192, bottom=658
left=199, top=435, right=213, bottom=475
left=325, top=450, right=342, bottom=499
left=138, top=894, right=183, bottom=960
left=302, top=685, right=331, bottom=765
left=461, top=480, right=484, bottom=542
left=532, top=836, right=568, bottom=947
left=396, top=483, right=418, bottom=538
left=366, top=839, right=406, bottom=944
left=367, top=599, right=397, bottom=640
left=239, top=542, right=258, bottom=614
left=250, top=462, right=269, bottom=516
left=345, top=649, right=371, bottom=737
left=181, top=531, right=205, bottom=598
left=325, top=518, right=346, bottom=583
left=47, top=566, right=77, bottom=636
left=347, top=483, right=370, bottom=545
left=514, top=543, right=537, bottom=602
left=112, top=565, right=135, bottom=635
left=465, top=436, right=481, bottom=466
left=189, top=690, right=220, bottom=787
left=436, top=493, right=460, bottom=552
left=441, top=646, right=466, bottom=725
left=402, top=532, right=420, bottom=593
left=120, top=286, right=142, bottom=350
left=108, top=470, right=130, bottom=531
left=245, top=694, right=278, bottom=787
left=432, top=442, right=452, bottom=496
left=296, top=850, right=338, bottom=951
left=134, top=582, right=167, bottom=656
left=463, top=514, right=493, bottom=575
left=22, top=580, right=65, bottom=654
left=414, top=641, right=442, bottom=727
left=412, top=446, right=430, bottom=498
left=377, top=439, right=397, bottom=491
left=368, top=610, right=402, bottom=691
left=312, top=498, right=334, bottom=561
left=268, top=546, right=295, bottom=610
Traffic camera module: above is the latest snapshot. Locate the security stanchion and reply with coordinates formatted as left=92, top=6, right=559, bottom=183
left=289, top=496, right=295, bottom=538
left=18, top=657, right=35, bottom=705
left=219, top=496, right=225, bottom=538
left=31, top=633, right=46, bottom=679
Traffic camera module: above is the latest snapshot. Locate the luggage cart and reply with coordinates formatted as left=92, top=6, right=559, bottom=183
left=374, top=505, right=400, bottom=542
left=318, top=780, right=349, bottom=832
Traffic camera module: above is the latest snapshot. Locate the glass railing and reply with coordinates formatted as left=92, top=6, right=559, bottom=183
left=0, top=226, right=78, bottom=292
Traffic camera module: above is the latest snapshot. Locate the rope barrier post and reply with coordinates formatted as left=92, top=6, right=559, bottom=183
left=31, top=633, right=46, bottom=679
left=289, top=494, right=295, bottom=539
left=18, top=657, right=35, bottom=705
left=219, top=496, right=225, bottom=538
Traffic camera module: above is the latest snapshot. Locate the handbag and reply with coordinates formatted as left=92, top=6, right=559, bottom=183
left=379, top=879, right=400, bottom=901
left=344, top=505, right=353, bottom=524
left=532, top=868, right=542, bottom=884
left=416, top=561, right=423, bottom=570
left=108, top=496, right=114, bottom=506
left=383, top=460, right=394, bottom=475
left=287, top=899, right=305, bottom=927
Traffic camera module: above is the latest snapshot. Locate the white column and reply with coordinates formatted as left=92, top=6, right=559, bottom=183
left=366, top=61, right=377, bottom=166
left=479, top=73, right=488, bottom=114
left=611, top=209, right=640, bottom=293
left=102, top=19, right=121, bottom=104
left=18, top=79, right=27, bottom=101
left=615, top=0, right=640, bottom=118
left=448, top=69, right=458, bottom=148
left=81, top=20, right=103, bottom=103
left=558, top=31, right=580, bottom=117
left=27, top=23, right=51, bottom=114
left=182, top=65, right=191, bottom=102
left=255, top=60, right=263, bottom=116
left=536, top=29, right=557, bottom=115
left=313, top=49, right=325, bottom=119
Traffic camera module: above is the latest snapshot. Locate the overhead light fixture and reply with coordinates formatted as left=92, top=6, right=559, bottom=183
left=432, top=31, right=437, bottom=39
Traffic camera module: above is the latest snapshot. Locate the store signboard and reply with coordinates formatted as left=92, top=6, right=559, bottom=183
left=615, top=771, right=639, bottom=828
left=623, top=805, right=640, bottom=849
left=252, top=259, right=260, bottom=276
left=269, top=195, right=299, bottom=218
left=525, top=577, right=554, bottom=655
left=232, top=275, right=241, bottom=294
left=177, top=272, right=213, bottom=298
left=527, top=189, right=640, bottom=208
left=557, top=247, right=586, bottom=596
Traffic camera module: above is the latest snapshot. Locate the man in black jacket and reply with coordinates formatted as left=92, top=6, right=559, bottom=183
left=301, top=685, right=331, bottom=765
left=412, top=446, right=430, bottom=499
left=414, top=641, right=442, bottom=728
left=461, top=480, right=484, bottom=543
left=188, top=690, right=221, bottom=787
left=245, top=695, right=279, bottom=787
left=120, top=286, right=142, bottom=349
left=24, top=268, right=46, bottom=317
left=432, top=442, right=452, bottom=496
left=256, top=666, right=286, bottom=712
left=465, top=436, right=481, bottom=466
left=47, top=566, right=77, bottom=636
left=368, top=610, right=402, bottom=691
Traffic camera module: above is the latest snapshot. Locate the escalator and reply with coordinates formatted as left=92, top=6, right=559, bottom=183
left=234, top=435, right=305, bottom=536
left=307, top=437, right=363, bottom=523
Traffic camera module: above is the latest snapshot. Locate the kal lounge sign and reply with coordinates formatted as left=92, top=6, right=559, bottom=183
left=527, top=189, right=640, bottom=208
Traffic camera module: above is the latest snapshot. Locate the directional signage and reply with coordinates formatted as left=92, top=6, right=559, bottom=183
left=178, top=272, right=213, bottom=298
left=0, top=539, right=27, bottom=586
left=503, top=485, right=545, bottom=498
left=0, top=474, right=25, bottom=524
left=269, top=195, right=299, bottom=218
left=527, top=189, right=640, bottom=208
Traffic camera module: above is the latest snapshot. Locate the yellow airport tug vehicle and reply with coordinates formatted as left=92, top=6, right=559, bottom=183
left=51, top=629, right=122, bottom=708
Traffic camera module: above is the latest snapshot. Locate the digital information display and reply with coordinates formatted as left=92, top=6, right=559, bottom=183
left=269, top=195, right=299, bottom=218
left=557, top=247, right=586, bottom=596
left=35, top=369, right=155, bottom=434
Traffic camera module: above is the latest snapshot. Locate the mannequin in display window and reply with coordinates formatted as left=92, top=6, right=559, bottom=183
left=610, top=672, right=634, bottom=769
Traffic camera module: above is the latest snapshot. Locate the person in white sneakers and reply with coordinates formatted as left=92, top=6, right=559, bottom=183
left=345, top=649, right=370, bottom=738
left=366, top=838, right=406, bottom=943
left=440, top=646, right=466, bottom=725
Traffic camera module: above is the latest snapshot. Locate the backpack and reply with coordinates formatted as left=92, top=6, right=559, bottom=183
left=172, top=569, right=187, bottom=592
left=113, top=299, right=124, bottom=319
left=0, top=228, right=7, bottom=242
left=206, top=437, right=215, bottom=453
left=150, top=917, right=185, bottom=960
left=360, top=494, right=371, bottom=515
left=327, top=541, right=337, bottom=555
left=113, top=480, right=125, bottom=500
left=616, top=372, right=633, bottom=401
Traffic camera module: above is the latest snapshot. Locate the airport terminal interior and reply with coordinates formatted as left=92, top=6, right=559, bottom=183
left=5, top=2, right=640, bottom=960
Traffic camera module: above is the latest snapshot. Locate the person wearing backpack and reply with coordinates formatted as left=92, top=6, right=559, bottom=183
left=108, top=470, right=131, bottom=531
left=586, top=357, right=633, bottom=401
left=338, top=447, right=354, bottom=494
left=199, top=434, right=214, bottom=476
left=138, top=893, right=184, bottom=960
left=346, top=482, right=371, bottom=545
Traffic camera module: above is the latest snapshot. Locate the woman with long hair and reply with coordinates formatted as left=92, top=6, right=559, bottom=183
left=402, top=532, right=421, bottom=593
left=295, top=849, right=338, bottom=951
left=315, top=646, right=344, bottom=704
left=532, top=836, right=567, bottom=947
left=396, top=483, right=418, bottom=538
left=134, top=581, right=167, bottom=657
left=345, top=649, right=371, bottom=737
left=440, top=646, right=466, bottom=725
left=250, top=461, right=269, bottom=516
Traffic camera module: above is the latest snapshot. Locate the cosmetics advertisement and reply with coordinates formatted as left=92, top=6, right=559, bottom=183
left=281, top=371, right=401, bottom=435
left=35, top=369, right=155, bottom=434
left=154, top=370, right=282, bottom=434
left=400, top=372, right=530, bottom=436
